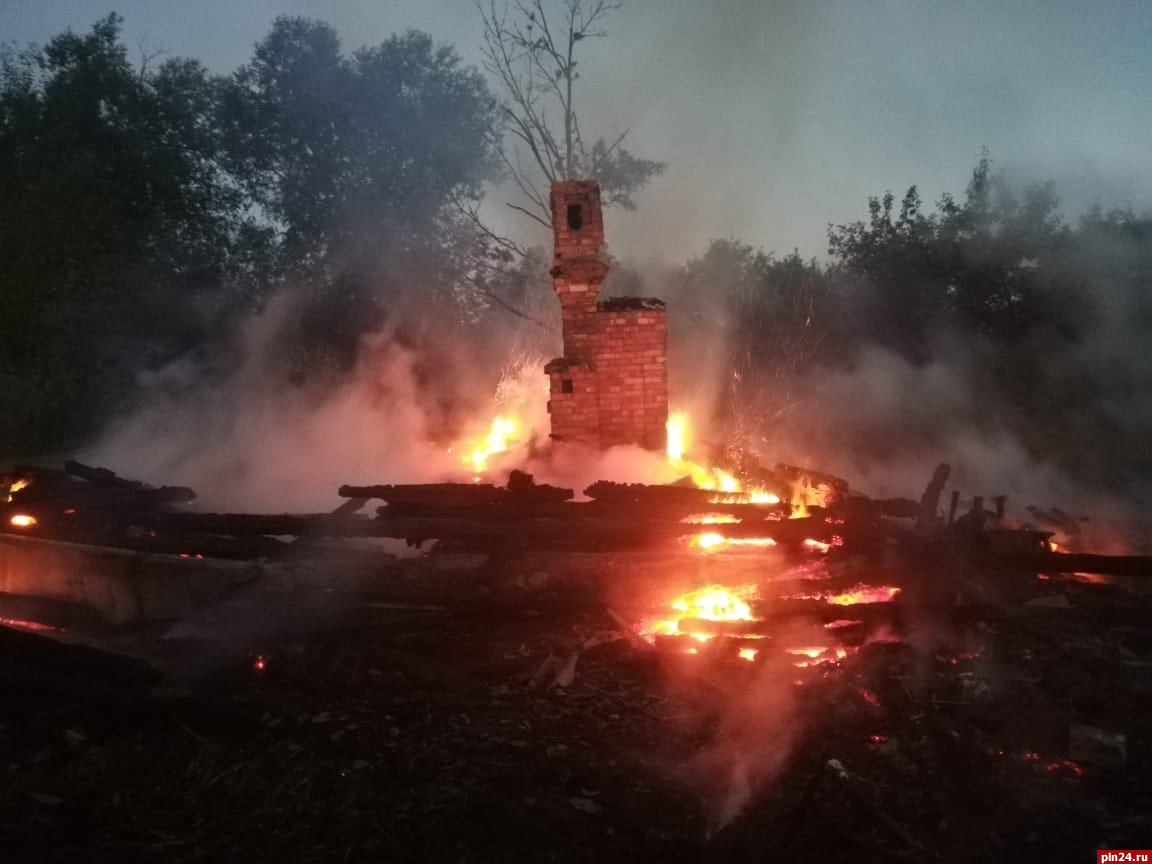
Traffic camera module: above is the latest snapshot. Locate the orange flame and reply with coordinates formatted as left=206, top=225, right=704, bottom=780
left=8, top=513, right=37, bottom=529
left=787, top=646, right=851, bottom=668
left=665, top=413, right=780, bottom=505
left=689, top=533, right=778, bottom=553
left=5, top=477, right=29, bottom=504
left=461, top=415, right=521, bottom=475
left=683, top=513, right=740, bottom=525
left=788, top=584, right=901, bottom=605
left=639, top=584, right=760, bottom=646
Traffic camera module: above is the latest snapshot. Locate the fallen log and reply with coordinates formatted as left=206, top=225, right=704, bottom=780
left=8, top=464, right=195, bottom=516
left=988, top=550, right=1152, bottom=578
left=584, top=480, right=787, bottom=512
left=371, top=514, right=833, bottom=548
left=917, top=463, right=951, bottom=531
left=340, top=476, right=574, bottom=508
left=142, top=511, right=380, bottom=538
left=64, top=460, right=196, bottom=503
left=667, top=602, right=903, bottom=636
left=340, top=483, right=508, bottom=506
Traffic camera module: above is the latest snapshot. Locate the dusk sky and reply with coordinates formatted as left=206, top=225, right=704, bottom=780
left=4, top=0, right=1152, bottom=262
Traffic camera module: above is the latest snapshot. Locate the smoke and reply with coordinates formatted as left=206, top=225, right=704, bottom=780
left=80, top=290, right=494, bottom=511
left=78, top=280, right=686, bottom=511
left=691, top=656, right=798, bottom=834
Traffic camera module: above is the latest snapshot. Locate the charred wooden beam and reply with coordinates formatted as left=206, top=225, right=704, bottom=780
left=340, top=483, right=508, bottom=505
left=375, top=499, right=798, bottom=524
left=583, top=480, right=790, bottom=517
left=64, top=460, right=196, bottom=503
left=917, top=462, right=951, bottom=531
left=141, top=511, right=379, bottom=538
left=118, top=530, right=290, bottom=559
left=340, top=478, right=574, bottom=508
left=988, top=550, right=1152, bottom=578
left=505, top=469, right=574, bottom=504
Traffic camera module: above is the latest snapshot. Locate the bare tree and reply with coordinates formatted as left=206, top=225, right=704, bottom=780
left=476, top=0, right=665, bottom=231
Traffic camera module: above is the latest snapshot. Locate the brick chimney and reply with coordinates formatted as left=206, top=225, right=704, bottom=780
left=545, top=181, right=668, bottom=450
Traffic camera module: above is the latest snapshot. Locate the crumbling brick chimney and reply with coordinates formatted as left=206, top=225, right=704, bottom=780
left=544, top=181, right=668, bottom=450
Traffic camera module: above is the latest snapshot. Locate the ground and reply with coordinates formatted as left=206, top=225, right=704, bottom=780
left=1, top=579, right=1150, bottom=863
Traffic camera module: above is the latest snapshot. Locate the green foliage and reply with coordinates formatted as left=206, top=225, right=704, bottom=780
left=0, top=15, right=265, bottom=455
left=827, top=152, right=1082, bottom=360
left=0, top=15, right=503, bottom=457
left=669, top=240, right=840, bottom=446
left=218, top=17, right=502, bottom=370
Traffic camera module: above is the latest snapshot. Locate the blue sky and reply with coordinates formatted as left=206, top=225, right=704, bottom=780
left=4, top=0, right=1152, bottom=262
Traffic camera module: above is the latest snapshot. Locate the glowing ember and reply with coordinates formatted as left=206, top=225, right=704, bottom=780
left=683, top=513, right=740, bottom=525
left=8, top=513, right=37, bottom=528
left=688, top=533, right=777, bottom=553
left=0, top=617, right=60, bottom=632
left=1072, top=571, right=1112, bottom=585
left=788, top=583, right=902, bottom=605
left=677, top=585, right=755, bottom=620
left=1050, top=759, right=1083, bottom=777
left=787, top=645, right=850, bottom=667
left=253, top=654, right=267, bottom=672
left=749, top=490, right=781, bottom=505
left=738, top=647, right=758, bottom=662
left=462, top=415, right=521, bottom=474
left=858, top=688, right=881, bottom=707
left=803, top=538, right=832, bottom=554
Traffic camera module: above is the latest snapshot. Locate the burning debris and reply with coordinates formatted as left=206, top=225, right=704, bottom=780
left=3, top=180, right=1152, bottom=862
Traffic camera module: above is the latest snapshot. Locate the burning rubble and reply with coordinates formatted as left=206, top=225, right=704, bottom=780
left=2, top=180, right=1151, bottom=860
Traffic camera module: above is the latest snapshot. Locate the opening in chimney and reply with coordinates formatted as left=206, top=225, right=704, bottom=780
left=561, top=379, right=574, bottom=394
left=566, top=203, right=584, bottom=231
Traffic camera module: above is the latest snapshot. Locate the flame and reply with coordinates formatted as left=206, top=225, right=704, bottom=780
left=689, top=533, right=777, bottom=553
left=683, top=513, right=740, bottom=525
left=665, top=413, right=780, bottom=505
left=5, top=477, right=29, bottom=503
left=788, top=584, right=901, bottom=605
left=788, top=473, right=839, bottom=519
left=638, top=584, right=759, bottom=645
left=694, top=532, right=727, bottom=550
left=738, top=648, right=758, bottom=662
left=786, top=645, right=850, bottom=667
left=8, top=513, right=37, bottom=528
left=462, top=415, right=521, bottom=474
